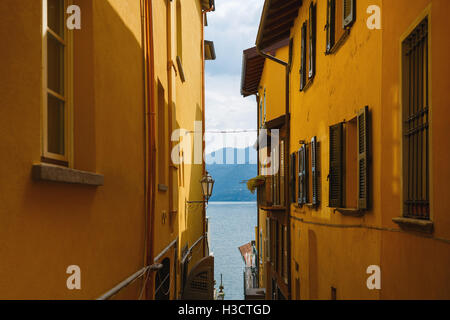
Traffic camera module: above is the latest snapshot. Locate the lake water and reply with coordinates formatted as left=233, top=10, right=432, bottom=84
left=207, top=201, right=257, bottom=300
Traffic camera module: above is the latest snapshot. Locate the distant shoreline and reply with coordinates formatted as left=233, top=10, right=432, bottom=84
left=208, top=201, right=256, bottom=205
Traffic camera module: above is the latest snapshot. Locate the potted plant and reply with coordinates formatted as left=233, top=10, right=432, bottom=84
left=246, top=175, right=266, bottom=194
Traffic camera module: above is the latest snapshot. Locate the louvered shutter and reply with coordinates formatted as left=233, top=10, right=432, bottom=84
left=302, top=145, right=308, bottom=204
left=290, top=153, right=296, bottom=203
left=326, top=0, right=336, bottom=53
left=308, top=2, right=316, bottom=79
left=357, top=106, right=369, bottom=210
left=297, top=147, right=303, bottom=205
left=298, top=145, right=308, bottom=205
left=181, top=256, right=214, bottom=300
left=266, top=217, right=270, bottom=262
left=329, top=123, right=343, bottom=207
left=300, top=22, right=307, bottom=91
left=343, top=0, right=356, bottom=28
left=311, top=136, right=319, bottom=206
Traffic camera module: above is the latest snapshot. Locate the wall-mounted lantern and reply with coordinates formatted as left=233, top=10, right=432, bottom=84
left=200, top=171, right=215, bottom=203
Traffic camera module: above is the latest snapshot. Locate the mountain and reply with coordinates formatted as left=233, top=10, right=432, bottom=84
left=206, top=147, right=258, bottom=202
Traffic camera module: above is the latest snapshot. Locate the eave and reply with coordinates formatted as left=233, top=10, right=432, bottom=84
left=256, top=0, right=302, bottom=49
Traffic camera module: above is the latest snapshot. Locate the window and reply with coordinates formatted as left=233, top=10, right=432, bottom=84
left=155, top=258, right=171, bottom=300
left=258, top=92, right=266, bottom=129
left=289, top=153, right=297, bottom=203
left=297, top=137, right=320, bottom=207
left=176, top=0, right=183, bottom=62
left=325, top=0, right=356, bottom=54
left=263, top=89, right=267, bottom=125
left=402, top=18, right=429, bottom=220
left=158, top=80, right=167, bottom=185
left=300, top=2, right=317, bottom=91
left=328, top=106, right=370, bottom=211
left=272, top=139, right=285, bottom=206
left=43, top=0, right=73, bottom=164
left=288, top=38, right=294, bottom=72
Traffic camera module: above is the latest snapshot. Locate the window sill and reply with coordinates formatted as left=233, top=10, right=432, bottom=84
left=260, top=206, right=286, bottom=212
left=294, top=203, right=319, bottom=210
left=32, top=163, right=104, bottom=186
left=300, top=77, right=314, bottom=92
left=392, top=217, right=434, bottom=234
left=158, top=184, right=169, bottom=192
left=334, top=208, right=365, bottom=217
left=325, top=29, right=350, bottom=55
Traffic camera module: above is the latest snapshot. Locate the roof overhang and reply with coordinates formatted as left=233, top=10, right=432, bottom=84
left=201, top=0, right=215, bottom=11
left=256, top=0, right=302, bottom=49
left=240, top=39, right=290, bottom=97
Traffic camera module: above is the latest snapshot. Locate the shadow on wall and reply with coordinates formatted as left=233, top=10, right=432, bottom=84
left=1, top=0, right=147, bottom=299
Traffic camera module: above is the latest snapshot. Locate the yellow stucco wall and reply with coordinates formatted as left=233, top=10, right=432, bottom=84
left=289, top=0, right=382, bottom=300
left=256, top=46, right=289, bottom=292
left=0, top=0, right=146, bottom=299
left=0, top=0, right=208, bottom=300
left=254, top=0, right=450, bottom=300
left=380, top=0, right=450, bottom=299
left=151, top=0, right=206, bottom=299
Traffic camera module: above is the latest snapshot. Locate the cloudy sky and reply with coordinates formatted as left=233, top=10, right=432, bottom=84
left=204, top=0, right=264, bottom=154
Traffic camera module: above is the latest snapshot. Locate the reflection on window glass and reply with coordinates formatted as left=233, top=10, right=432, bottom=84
left=47, top=35, right=64, bottom=95
left=47, top=0, right=64, bottom=37
left=47, top=94, right=65, bottom=155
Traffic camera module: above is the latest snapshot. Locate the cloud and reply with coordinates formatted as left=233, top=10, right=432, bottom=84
left=205, top=0, right=264, bottom=76
left=205, top=73, right=257, bottom=153
left=204, top=0, right=264, bottom=153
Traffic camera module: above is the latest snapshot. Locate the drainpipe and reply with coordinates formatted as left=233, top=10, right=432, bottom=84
left=143, top=0, right=157, bottom=300
left=255, top=46, right=291, bottom=299
left=201, top=11, right=206, bottom=258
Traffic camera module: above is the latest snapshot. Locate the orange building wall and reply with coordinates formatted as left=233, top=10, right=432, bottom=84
left=380, top=0, right=450, bottom=299
left=0, top=0, right=146, bottom=299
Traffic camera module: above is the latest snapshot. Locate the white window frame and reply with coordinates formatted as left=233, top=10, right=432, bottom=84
left=42, top=0, right=74, bottom=165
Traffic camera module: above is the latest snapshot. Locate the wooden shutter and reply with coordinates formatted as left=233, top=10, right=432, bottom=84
left=326, top=0, right=336, bottom=53
left=298, top=145, right=308, bottom=205
left=343, top=0, right=356, bottom=28
left=266, top=217, right=270, bottom=262
left=329, top=123, right=343, bottom=207
left=357, top=106, right=369, bottom=210
left=300, top=22, right=307, bottom=91
left=308, top=2, right=316, bottom=79
left=290, top=153, right=296, bottom=203
left=181, top=256, right=214, bottom=300
left=311, top=136, right=319, bottom=206
left=297, top=147, right=303, bottom=205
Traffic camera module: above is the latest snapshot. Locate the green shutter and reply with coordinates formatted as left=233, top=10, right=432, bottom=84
left=300, top=22, right=307, bottom=91
left=309, top=2, right=316, bottom=79
left=343, top=0, right=356, bottom=28
left=302, top=145, right=309, bottom=204
left=329, top=123, right=343, bottom=208
left=290, top=153, right=296, bottom=203
left=297, top=147, right=303, bottom=205
left=357, top=106, right=369, bottom=210
left=326, top=0, right=336, bottom=53
left=298, top=145, right=308, bottom=205
left=311, top=136, right=319, bottom=206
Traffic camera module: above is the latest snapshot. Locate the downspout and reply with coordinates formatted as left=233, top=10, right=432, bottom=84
left=255, top=92, right=260, bottom=285
left=255, top=46, right=291, bottom=299
left=201, top=11, right=207, bottom=258
left=144, top=0, right=157, bottom=300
